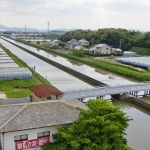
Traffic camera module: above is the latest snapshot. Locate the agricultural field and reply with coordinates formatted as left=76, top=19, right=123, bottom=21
left=0, top=45, right=50, bottom=98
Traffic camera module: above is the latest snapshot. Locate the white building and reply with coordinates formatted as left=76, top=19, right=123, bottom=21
left=112, top=48, right=122, bottom=53
left=66, top=39, right=89, bottom=50
left=89, top=44, right=111, bottom=54
left=49, top=40, right=59, bottom=47
left=0, top=99, right=87, bottom=150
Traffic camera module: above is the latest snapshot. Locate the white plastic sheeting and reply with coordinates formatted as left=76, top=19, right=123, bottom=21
left=0, top=68, right=32, bottom=80
left=115, top=57, right=150, bottom=70
left=123, top=51, right=136, bottom=57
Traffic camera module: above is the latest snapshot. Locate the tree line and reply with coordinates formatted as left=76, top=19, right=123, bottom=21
left=59, top=28, right=150, bottom=51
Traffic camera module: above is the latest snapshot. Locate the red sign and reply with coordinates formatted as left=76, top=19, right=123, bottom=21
left=15, top=137, right=50, bottom=150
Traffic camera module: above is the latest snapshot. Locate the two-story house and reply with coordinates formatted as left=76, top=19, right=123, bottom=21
left=89, top=44, right=111, bottom=54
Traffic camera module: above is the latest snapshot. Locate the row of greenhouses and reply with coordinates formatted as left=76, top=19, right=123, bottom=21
left=115, top=57, right=150, bottom=70
left=0, top=67, right=32, bottom=80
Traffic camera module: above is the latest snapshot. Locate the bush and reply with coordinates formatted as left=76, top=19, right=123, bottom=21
left=71, top=49, right=85, bottom=58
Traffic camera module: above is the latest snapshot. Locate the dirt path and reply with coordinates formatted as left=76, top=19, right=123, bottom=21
left=94, top=57, right=146, bottom=72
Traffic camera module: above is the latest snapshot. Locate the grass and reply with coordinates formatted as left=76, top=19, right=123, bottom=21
left=16, top=40, right=150, bottom=81
left=130, top=47, right=150, bottom=56
left=0, top=45, right=51, bottom=98
left=0, top=80, right=33, bottom=98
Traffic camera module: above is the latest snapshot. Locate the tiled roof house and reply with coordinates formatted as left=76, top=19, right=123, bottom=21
left=30, top=84, right=64, bottom=102
left=0, top=99, right=88, bottom=150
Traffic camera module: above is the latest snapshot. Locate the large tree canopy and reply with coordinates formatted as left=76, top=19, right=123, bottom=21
left=43, top=99, right=132, bottom=150
left=59, top=28, right=150, bottom=50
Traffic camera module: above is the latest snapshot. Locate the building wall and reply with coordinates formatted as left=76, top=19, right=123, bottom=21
left=74, top=45, right=83, bottom=50
left=3, top=126, right=58, bottom=150
left=95, top=45, right=111, bottom=54
left=31, top=93, right=63, bottom=102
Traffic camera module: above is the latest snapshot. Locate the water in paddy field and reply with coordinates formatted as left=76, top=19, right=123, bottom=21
left=1, top=37, right=150, bottom=149
left=112, top=100, right=150, bottom=150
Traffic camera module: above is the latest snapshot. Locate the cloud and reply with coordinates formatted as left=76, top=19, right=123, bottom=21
left=1, top=0, right=150, bottom=30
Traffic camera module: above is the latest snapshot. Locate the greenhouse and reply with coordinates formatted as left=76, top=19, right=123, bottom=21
left=0, top=68, right=32, bottom=80
left=123, top=51, right=137, bottom=57
left=0, top=63, right=19, bottom=68
left=115, top=57, right=150, bottom=70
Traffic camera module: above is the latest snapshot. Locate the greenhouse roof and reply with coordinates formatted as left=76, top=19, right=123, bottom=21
left=0, top=67, right=32, bottom=80
left=115, top=57, right=150, bottom=70
left=0, top=63, right=19, bottom=68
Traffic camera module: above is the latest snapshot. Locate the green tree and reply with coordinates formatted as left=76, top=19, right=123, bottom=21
left=108, top=55, right=114, bottom=63
left=43, top=100, right=132, bottom=150
left=37, top=41, right=40, bottom=44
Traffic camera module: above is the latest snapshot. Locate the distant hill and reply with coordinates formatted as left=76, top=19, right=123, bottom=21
left=0, top=25, right=74, bottom=33
left=129, top=29, right=147, bottom=33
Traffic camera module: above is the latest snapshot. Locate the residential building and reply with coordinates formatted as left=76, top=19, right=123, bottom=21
left=0, top=99, right=88, bottom=150
left=30, top=84, right=64, bottom=102
left=66, top=39, right=89, bottom=50
left=10, top=33, right=44, bottom=40
left=49, top=40, right=59, bottom=47
left=89, top=44, right=111, bottom=54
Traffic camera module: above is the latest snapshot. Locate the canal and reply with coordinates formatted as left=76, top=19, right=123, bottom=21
left=0, top=37, right=150, bottom=150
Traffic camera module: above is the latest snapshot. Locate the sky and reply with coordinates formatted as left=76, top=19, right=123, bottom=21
left=1, top=0, right=150, bottom=31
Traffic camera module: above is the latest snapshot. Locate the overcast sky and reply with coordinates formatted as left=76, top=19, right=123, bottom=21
left=1, top=0, right=150, bottom=31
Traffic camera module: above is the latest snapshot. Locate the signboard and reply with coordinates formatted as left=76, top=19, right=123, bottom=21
left=15, top=137, right=50, bottom=150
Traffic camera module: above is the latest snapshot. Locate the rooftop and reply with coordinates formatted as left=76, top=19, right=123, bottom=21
left=0, top=99, right=88, bottom=133
left=96, top=44, right=107, bottom=48
left=30, top=84, right=63, bottom=97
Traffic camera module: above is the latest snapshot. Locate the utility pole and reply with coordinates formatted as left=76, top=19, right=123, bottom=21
left=45, top=75, right=47, bottom=84
left=33, top=66, right=36, bottom=86
left=25, top=25, right=26, bottom=39
left=120, top=40, right=121, bottom=49
left=48, top=21, right=49, bottom=39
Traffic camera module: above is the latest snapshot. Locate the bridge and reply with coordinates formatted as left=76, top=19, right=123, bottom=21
left=61, top=82, right=150, bottom=100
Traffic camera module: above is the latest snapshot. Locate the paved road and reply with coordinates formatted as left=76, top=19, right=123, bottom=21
left=0, top=97, right=30, bottom=105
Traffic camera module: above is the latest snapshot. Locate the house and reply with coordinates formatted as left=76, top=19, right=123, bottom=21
left=74, top=39, right=89, bottom=50
left=66, top=39, right=89, bottom=50
left=49, top=40, right=59, bottom=47
left=65, top=39, right=78, bottom=49
left=30, top=84, right=64, bottom=102
left=112, top=48, right=122, bottom=53
left=0, top=99, right=88, bottom=150
left=89, top=44, right=111, bottom=54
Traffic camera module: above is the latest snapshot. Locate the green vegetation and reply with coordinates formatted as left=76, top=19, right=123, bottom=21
left=71, top=50, right=85, bottom=58
left=59, top=29, right=150, bottom=51
left=16, top=39, right=150, bottom=81
left=0, top=80, right=33, bottom=98
left=84, top=51, right=122, bottom=57
left=43, top=99, right=132, bottom=150
left=0, top=45, right=50, bottom=98
left=130, top=47, right=150, bottom=56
